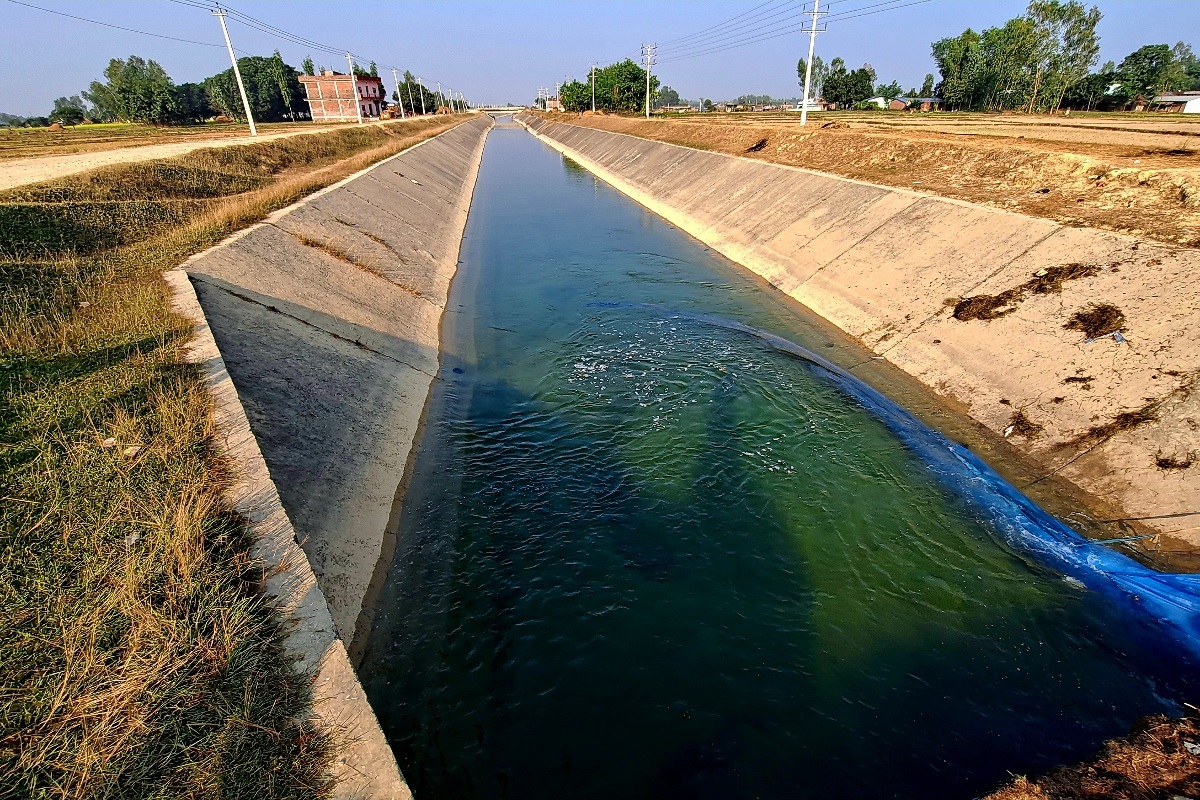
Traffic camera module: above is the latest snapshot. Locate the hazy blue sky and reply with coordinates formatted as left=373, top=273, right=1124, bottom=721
left=2, top=0, right=1197, bottom=114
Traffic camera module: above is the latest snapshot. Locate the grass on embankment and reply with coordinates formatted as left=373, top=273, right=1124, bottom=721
left=0, top=114, right=467, bottom=798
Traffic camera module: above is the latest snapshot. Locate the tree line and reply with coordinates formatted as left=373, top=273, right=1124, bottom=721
left=933, top=1, right=1199, bottom=111
left=558, top=60, right=659, bottom=113
left=5, top=51, right=453, bottom=128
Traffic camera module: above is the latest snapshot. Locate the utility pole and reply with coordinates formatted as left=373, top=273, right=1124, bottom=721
left=437, top=80, right=443, bottom=112
left=418, top=76, right=426, bottom=114
left=346, top=53, right=364, bottom=124
left=641, top=43, right=656, bottom=119
left=391, top=67, right=406, bottom=118
left=800, top=0, right=826, bottom=126
left=590, top=63, right=596, bottom=113
left=213, top=4, right=257, bottom=136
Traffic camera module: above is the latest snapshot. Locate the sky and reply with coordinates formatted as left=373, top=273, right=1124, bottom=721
left=1, top=0, right=1198, bottom=115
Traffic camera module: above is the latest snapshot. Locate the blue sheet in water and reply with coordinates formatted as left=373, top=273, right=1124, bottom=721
left=591, top=302, right=1200, bottom=659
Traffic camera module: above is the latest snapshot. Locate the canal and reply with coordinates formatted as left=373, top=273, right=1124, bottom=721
left=358, top=121, right=1197, bottom=800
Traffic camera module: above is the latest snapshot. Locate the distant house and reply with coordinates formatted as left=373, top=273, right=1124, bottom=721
left=895, top=96, right=943, bottom=112
left=1152, top=92, right=1200, bottom=113
left=545, top=98, right=563, bottom=112
left=299, top=70, right=385, bottom=121
left=865, top=96, right=890, bottom=109
left=790, top=98, right=827, bottom=112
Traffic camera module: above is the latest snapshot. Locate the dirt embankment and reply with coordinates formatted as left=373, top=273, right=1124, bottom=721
left=549, top=112, right=1200, bottom=248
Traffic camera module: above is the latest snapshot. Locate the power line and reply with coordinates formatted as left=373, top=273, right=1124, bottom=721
left=659, top=0, right=782, bottom=46
left=658, top=1, right=805, bottom=55
left=656, top=0, right=932, bottom=65
left=7, top=0, right=223, bottom=47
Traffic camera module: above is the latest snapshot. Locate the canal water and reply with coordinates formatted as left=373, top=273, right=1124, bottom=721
left=359, top=123, right=1197, bottom=800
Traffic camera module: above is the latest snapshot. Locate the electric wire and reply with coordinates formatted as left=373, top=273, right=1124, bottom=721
left=657, top=1, right=806, bottom=56
left=8, top=0, right=223, bottom=47
left=656, top=0, right=933, bottom=65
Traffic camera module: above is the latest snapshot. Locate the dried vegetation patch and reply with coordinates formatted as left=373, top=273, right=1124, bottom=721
left=547, top=112, right=1200, bottom=247
left=985, top=712, right=1200, bottom=800
left=0, top=114, right=466, bottom=798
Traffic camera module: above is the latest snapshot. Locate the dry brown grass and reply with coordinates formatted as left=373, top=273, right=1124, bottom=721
left=986, top=712, right=1200, bottom=800
left=1, top=114, right=470, bottom=798
left=540, top=111, right=1200, bottom=247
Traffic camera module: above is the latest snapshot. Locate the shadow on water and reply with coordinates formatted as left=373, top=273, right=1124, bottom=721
left=359, top=124, right=1200, bottom=800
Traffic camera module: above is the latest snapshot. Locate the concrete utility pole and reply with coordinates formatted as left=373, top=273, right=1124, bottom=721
left=212, top=4, right=257, bottom=136
left=641, top=43, right=656, bottom=119
left=590, top=63, right=596, bottom=113
left=437, top=80, right=443, bottom=111
left=418, top=76, right=426, bottom=114
left=391, top=67, right=406, bottom=118
left=800, top=0, right=826, bottom=126
left=346, top=53, right=364, bottom=124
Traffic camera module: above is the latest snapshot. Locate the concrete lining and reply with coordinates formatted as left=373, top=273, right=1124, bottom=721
left=519, top=113, right=1200, bottom=550
left=166, top=114, right=493, bottom=797
left=166, top=269, right=408, bottom=799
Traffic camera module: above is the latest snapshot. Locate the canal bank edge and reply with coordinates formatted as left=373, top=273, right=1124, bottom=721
left=517, top=113, right=1200, bottom=552
left=166, top=114, right=493, bottom=798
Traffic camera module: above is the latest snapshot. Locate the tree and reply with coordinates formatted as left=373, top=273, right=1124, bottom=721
left=862, top=63, right=877, bottom=83
left=302, top=55, right=315, bottom=76
left=797, top=55, right=828, bottom=97
left=920, top=73, right=936, bottom=96
left=1117, top=44, right=1173, bottom=99
left=48, top=96, right=87, bottom=125
left=658, top=85, right=680, bottom=106
left=1062, top=68, right=1115, bottom=110
left=1024, top=1, right=1102, bottom=112
left=392, top=70, right=438, bottom=115
left=1165, top=41, right=1198, bottom=92
left=823, top=60, right=874, bottom=108
left=369, top=60, right=378, bottom=77
left=202, top=54, right=306, bottom=122
left=558, top=59, right=657, bottom=113
left=875, top=80, right=904, bottom=100
left=83, top=56, right=182, bottom=124
left=932, top=30, right=984, bottom=109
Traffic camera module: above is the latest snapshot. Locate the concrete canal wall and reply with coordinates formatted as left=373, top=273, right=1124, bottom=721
left=518, top=113, right=1200, bottom=550
left=170, top=114, right=493, bottom=797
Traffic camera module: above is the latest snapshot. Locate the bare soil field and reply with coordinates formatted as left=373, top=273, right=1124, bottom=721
left=551, top=110, right=1200, bottom=247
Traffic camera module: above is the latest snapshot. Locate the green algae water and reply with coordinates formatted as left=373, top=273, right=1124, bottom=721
left=359, top=123, right=1197, bottom=800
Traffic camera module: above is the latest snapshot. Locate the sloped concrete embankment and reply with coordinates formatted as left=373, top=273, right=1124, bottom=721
left=172, top=114, right=492, bottom=796
left=518, top=113, right=1200, bottom=550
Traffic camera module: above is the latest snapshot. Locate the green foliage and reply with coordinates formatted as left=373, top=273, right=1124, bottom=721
left=823, top=60, right=874, bottom=108
left=931, top=1, right=1102, bottom=111
left=391, top=70, right=440, bottom=115
left=797, top=55, right=828, bottom=97
left=875, top=81, right=904, bottom=100
left=659, top=85, right=681, bottom=106
left=1117, top=44, right=1173, bottom=98
left=301, top=56, right=315, bottom=76
left=559, top=60, right=658, bottom=113
left=49, top=96, right=87, bottom=125
left=83, top=56, right=185, bottom=125
left=920, top=73, right=936, bottom=96
left=202, top=52, right=305, bottom=123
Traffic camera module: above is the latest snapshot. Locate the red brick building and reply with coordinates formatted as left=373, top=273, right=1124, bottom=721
left=298, top=70, right=386, bottom=121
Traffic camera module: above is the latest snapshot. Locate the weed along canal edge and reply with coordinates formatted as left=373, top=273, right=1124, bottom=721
left=354, top=120, right=1200, bottom=800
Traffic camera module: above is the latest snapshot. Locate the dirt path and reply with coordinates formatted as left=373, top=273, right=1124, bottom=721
left=0, top=122, right=379, bottom=190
